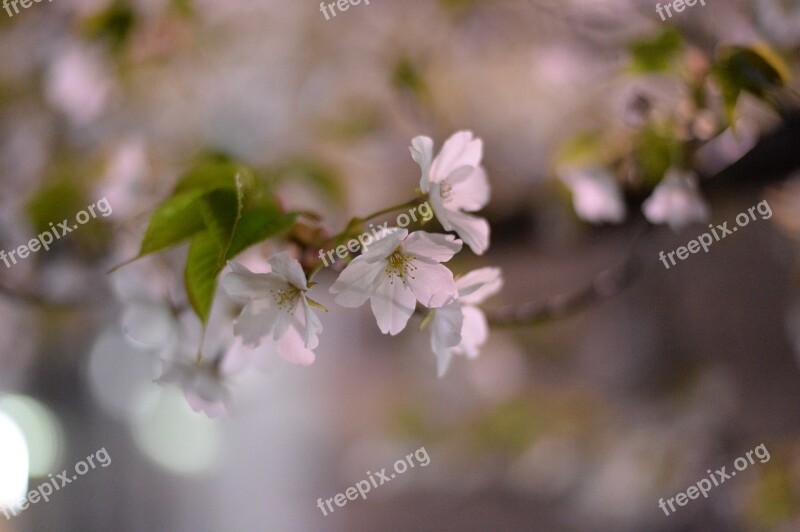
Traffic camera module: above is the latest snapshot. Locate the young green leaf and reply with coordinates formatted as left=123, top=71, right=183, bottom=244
left=712, top=44, right=791, bottom=123
left=629, top=28, right=683, bottom=74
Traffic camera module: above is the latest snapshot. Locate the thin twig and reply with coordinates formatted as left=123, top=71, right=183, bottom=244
left=487, top=223, right=649, bottom=327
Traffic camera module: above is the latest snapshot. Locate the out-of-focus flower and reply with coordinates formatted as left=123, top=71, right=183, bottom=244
left=114, top=263, right=265, bottom=417
left=559, top=167, right=627, bottom=224
left=97, top=139, right=149, bottom=219
left=642, top=169, right=710, bottom=231
left=411, top=131, right=491, bottom=255
left=330, top=229, right=462, bottom=335
left=222, top=252, right=323, bottom=366
left=429, top=267, right=503, bottom=377
left=157, top=351, right=230, bottom=419
left=44, top=44, right=113, bottom=126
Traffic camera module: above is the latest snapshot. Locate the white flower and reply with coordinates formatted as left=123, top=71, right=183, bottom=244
left=429, top=267, right=503, bottom=377
left=558, top=167, right=627, bottom=224
left=157, top=353, right=230, bottom=418
left=222, top=252, right=323, bottom=366
left=642, top=169, right=710, bottom=231
left=330, top=229, right=462, bottom=335
left=45, top=44, right=113, bottom=126
left=411, top=131, right=491, bottom=255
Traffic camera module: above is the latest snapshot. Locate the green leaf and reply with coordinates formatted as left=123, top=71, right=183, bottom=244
left=27, top=179, right=87, bottom=235
left=124, top=153, right=298, bottom=322
left=634, top=124, right=682, bottom=185
left=391, top=56, right=429, bottom=101
left=227, top=208, right=296, bottom=259
left=555, top=131, right=605, bottom=167
left=83, top=0, right=136, bottom=53
left=130, top=158, right=248, bottom=260
left=712, top=44, right=791, bottom=123
left=184, top=205, right=296, bottom=323
left=184, top=231, right=225, bottom=324
left=173, top=156, right=253, bottom=195
left=136, top=189, right=209, bottom=257
left=629, top=28, right=683, bottom=73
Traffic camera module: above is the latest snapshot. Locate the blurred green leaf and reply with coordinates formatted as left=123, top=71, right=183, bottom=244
left=471, top=399, right=543, bottom=454
left=83, top=0, right=136, bottom=53
left=634, top=124, right=682, bottom=185
left=391, top=56, right=429, bottom=101
left=629, top=28, right=683, bottom=73
left=712, top=44, right=791, bottom=123
left=555, top=131, right=605, bottom=167
left=27, top=179, right=87, bottom=235
left=750, top=465, right=800, bottom=527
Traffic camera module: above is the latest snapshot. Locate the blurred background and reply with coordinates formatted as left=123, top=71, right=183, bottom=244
left=2, top=0, right=800, bottom=530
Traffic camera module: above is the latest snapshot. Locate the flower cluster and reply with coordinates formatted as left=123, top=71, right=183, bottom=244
left=558, top=166, right=710, bottom=230
left=149, top=131, right=502, bottom=416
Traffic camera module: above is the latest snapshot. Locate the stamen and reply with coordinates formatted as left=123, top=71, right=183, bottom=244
left=270, top=286, right=302, bottom=312
left=384, top=250, right=417, bottom=284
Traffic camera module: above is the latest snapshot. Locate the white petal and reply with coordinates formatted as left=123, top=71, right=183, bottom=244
left=559, top=167, right=627, bottom=224
left=184, top=390, right=227, bottom=418
left=428, top=185, right=454, bottom=231
left=330, top=259, right=386, bottom=307
left=445, top=210, right=490, bottom=255
left=431, top=302, right=464, bottom=350
left=360, top=228, right=407, bottom=262
left=267, top=251, right=308, bottom=289
left=370, top=276, right=417, bottom=335
left=429, top=131, right=483, bottom=184
left=429, top=302, right=463, bottom=377
left=407, top=260, right=459, bottom=308
left=642, top=169, right=710, bottom=231
left=433, top=346, right=453, bottom=378
left=402, top=231, right=462, bottom=262
left=222, top=262, right=284, bottom=301
left=233, top=299, right=281, bottom=347
left=272, top=306, right=294, bottom=342
left=456, top=267, right=504, bottom=305
left=410, top=136, right=435, bottom=193
left=456, top=305, right=489, bottom=359
left=299, top=297, right=323, bottom=349
left=274, top=326, right=316, bottom=366
left=121, top=302, right=176, bottom=347
left=446, top=165, right=491, bottom=212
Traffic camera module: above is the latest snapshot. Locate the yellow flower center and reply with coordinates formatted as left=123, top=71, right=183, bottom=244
left=270, top=286, right=302, bottom=312
left=385, top=250, right=417, bottom=283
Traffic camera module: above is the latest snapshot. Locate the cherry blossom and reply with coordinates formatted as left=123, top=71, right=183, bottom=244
left=642, top=169, right=710, bottom=230
left=558, top=167, right=627, bottom=224
left=429, top=267, right=503, bottom=377
left=330, top=229, right=462, bottom=335
left=222, top=252, right=323, bottom=366
left=411, top=131, right=491, bottom=255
